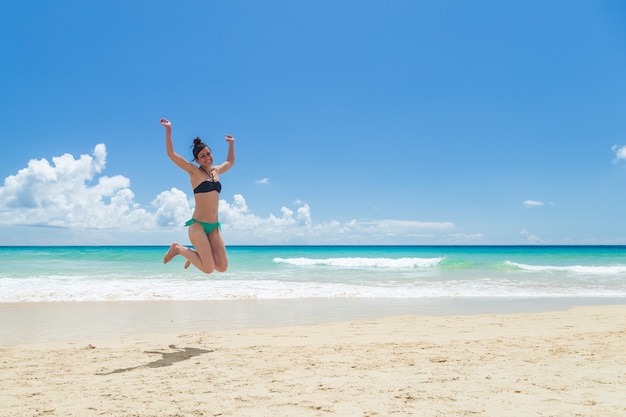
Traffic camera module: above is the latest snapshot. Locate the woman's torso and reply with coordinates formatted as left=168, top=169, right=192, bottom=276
left=190, top=167, right=221, bottom=223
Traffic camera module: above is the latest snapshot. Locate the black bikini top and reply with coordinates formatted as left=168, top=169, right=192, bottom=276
left=193, top=180, right=221, bottom=194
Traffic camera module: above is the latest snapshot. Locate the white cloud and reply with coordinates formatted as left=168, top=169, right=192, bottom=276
left=0, top=144, right=160, bottom=229
left=152, top=188, right=193, bottom=227
left=358, top=219, right=454, bottom=235
left=255, top=178, right=270, bottom=184
left=612, top=145, right=626, bottom=163
left=520, top=228, right=544, bottom=243
left=219, top=200, right=455, bottom=244
left=523, top=200, right=544, bottom=208
left=445, top=233, right=484, bottom=243
left=218, top=196, right=321, bottom=244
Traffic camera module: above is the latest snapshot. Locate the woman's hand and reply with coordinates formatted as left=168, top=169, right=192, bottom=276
left=160, top=118, right=171, bottom=128
left=225, top=134, right=234, bottom=143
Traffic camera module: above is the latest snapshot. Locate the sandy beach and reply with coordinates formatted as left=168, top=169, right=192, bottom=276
left=1, top=303, right=625, bottom=416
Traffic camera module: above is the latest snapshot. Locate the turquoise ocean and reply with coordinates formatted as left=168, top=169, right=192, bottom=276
left=2, top=245, right=626, bottom=303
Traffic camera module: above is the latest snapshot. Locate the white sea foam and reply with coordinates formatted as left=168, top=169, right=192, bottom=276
left=505, top=261, right=626, bottom=275
left=3, top=274, right=626, bottom=302
left=273, top=257, right=444, bottom=268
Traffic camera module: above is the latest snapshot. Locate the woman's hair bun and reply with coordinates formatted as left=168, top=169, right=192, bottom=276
left=191, top=137, right=209, bottom=160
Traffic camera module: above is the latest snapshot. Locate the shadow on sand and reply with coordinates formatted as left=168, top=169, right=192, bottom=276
left=96, top=344, right=213, bottom=375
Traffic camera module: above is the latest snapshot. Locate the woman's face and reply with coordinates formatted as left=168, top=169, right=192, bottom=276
left=196, top=147, right=213, bottom=166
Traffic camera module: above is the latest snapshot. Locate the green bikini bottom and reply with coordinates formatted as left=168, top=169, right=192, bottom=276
left=185, top=218, right=221, bottom=235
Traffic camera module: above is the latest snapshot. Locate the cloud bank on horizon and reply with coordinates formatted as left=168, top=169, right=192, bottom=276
left=0, top=144, right=461, bottom=245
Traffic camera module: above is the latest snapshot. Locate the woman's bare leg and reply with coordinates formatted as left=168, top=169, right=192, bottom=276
left=181, top=231, right=225, bottom=271
left=209, top=229, right=228, bottom=272
left=163, top=224, right=221, bottom=274
left=186, top=223, right=216, bottom=274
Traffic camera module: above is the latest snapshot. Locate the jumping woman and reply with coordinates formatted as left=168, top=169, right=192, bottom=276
left=160, top=118, right=235, bottom=274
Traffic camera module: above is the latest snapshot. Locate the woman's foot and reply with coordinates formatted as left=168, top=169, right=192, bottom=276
left=163, top=243, right=183, bottom=264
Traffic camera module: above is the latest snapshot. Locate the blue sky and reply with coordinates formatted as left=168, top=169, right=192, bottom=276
left=1, top=0, right=626, bottom=245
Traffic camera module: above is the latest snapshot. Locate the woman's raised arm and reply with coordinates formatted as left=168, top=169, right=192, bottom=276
left=215, top=134, right=235, bottom=175
left=160, top=118, right=194, bottom=173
